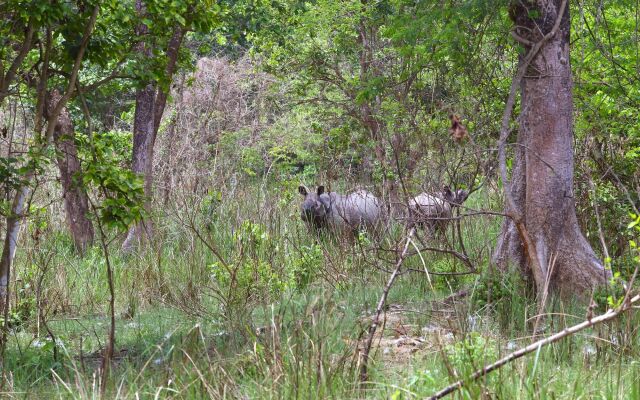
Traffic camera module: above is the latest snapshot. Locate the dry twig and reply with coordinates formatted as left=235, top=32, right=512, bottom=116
left=428, top=291, right=640, bottom=399
left=359, top=227, right=415, bottom=382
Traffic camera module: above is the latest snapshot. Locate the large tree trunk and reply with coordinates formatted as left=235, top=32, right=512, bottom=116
left=47, top=90, right=94, bottom=254
left=494, top=0, right=609, bottom=296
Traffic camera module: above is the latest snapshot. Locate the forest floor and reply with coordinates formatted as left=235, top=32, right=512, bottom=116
left=5, top=275, right=639, bottom=399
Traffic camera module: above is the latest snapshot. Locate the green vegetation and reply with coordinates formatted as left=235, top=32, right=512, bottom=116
left=1, top=0, right=639, bottom=398
left=0, top=181, right=638, bottom=398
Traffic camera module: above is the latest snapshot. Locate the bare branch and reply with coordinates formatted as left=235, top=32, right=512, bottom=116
left=44, top=5, right=100, bottom=142
left=0, top=18, right=36, bottom=104
left=428, top=291, right=640, bottom=399
left=510, top=30, right=533, bottom=46
left=359, top=228, right=415, bottom=382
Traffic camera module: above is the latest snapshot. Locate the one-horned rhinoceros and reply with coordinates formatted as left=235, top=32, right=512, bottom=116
left=298, top=185, right=384, bottom=236
left=408, top=186, right=469, bottom=234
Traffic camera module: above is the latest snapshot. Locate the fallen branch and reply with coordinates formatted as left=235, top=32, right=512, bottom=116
left=359, top=227, right=415, bottom=383
left=428, top=292, right=640, bottom=400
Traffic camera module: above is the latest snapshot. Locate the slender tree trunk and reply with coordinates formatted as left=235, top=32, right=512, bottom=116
left=0, top=19, right=35, bottom=105
left=494, top=0, right=609, bottom=295
left=0, top=187, right=28, bottom=309
left=159, top=73, right=188, bottom=207
left=121, top=82, right=156, bottom=252
left=121, top=0, right=154, bottom=252
left=357, top=6, right=397, bottom=210
left=47, top=90, right=94, bottom=254
left=121, top=20, right=186, bottom=252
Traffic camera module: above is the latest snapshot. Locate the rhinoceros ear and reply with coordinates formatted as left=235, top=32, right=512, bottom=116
left=317, top=185, right=325, bottom=196
left=298, top=185, right=308, bottom=196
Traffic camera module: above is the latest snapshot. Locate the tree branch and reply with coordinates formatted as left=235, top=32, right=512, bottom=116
left=153, top=25, right=187, bottom=134
left=44, top=5, right=100, bottom=142
left=428, top=291, right=640, bottom=399
left=359, top=228, right=415, bottom=383
left=0, top=18, right=36, bottom=104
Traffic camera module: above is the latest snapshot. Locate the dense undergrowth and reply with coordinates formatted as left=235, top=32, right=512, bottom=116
left=3, top=179, right=640, bottom=399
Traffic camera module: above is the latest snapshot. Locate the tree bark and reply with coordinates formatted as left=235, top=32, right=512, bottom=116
left=121, top=82, right=156, bottom=252
left=494, top=0, right=609, bottom=295
left=47, top=90, right=94, bottom=254
left=492, top=129, right=528, bottom=278
left=121, top=4, right=186, bottom=252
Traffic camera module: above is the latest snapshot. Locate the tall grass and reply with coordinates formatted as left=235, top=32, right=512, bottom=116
left=3, top=179, right=639, bottom=399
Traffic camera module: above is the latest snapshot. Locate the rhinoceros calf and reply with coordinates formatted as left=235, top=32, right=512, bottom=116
left=408, top=186, right=469, bottom=233
left=298, top=185, right=383, bottom=236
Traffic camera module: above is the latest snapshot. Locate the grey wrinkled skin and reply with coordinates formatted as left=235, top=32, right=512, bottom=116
left=408, top=186, right=469, bottom=233
left=298, top=185, right=384, bottom=236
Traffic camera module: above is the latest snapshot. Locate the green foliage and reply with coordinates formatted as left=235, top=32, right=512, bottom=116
left=4, top=0, right=640, bottom=398
left=10, top=263, right=38, bottom=328
left=5, top=338, right=62, bottom=384
left=471, top=269, right=531, bottom=332
left=593, top=214, right=640, bottom=311
left=78, top=129, right=132, bottom=166
left=123, top=0, right=224, bottom=90
left=0, top=157, right=27, bottom=203
left=572, top=1, right=640, bottom=259
left=2, top=179, right=639, bottom=398
left=289, top=243, right=322, bottom=290
left=473, top=272, right=511, bottom=310
left=82, top=131, right=145, bottom=231
left=201, top=188, right=222, bottom=224
left=208, top=220, right=287, bottom=316
left=445, top=332, right=497, bottom=377
left=249, top=0, right=513, bottom=187
left=629, top=213, right=640, bottom=231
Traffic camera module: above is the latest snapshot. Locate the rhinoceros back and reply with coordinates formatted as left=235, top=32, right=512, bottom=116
left=330, top=190, right=383, bottom=232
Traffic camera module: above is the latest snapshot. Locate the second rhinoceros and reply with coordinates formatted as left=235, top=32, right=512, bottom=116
left=408, top=186, right=469, bottom=233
